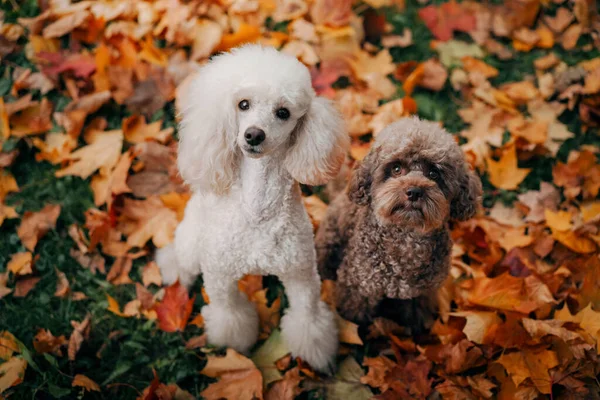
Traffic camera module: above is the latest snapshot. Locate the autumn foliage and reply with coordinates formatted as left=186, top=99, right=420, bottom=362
left=1, top=0, right=600, bottom=398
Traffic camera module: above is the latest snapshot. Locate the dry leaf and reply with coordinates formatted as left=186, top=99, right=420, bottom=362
left=142, top=261, right=162, bottom=287
left=0, top=357, right=27, bottom=393
left=17, top=204, right=61, bottom=251
left=56, top=130, right=123, bottom=179
left=72, top=374, right=100, bottom=392
left=155, top=281, right=195, bottom=332
left=33, top=329, right=67, bottom=356
left=497, top=348, right=558, bottom=394
left=7, top=252, right=33, bottom=276
left=486, top=144, right=531, bottom=190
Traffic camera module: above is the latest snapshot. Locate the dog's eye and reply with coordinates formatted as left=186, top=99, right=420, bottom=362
left=238, top=100, right=250, bottom=111
left=275, top=108, right=290, bottom=120
left=390, top=163, right=403, bottom=176
left=428, top=169, right=440, bottom=180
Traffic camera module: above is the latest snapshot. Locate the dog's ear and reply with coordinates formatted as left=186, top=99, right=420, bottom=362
left=285, top=97, right=349, bottom=185
left=450, top=167, right=482, bottom=220
left=177, top=63, right=239, bottom=195
left=347, top=153, right=374, bottom=206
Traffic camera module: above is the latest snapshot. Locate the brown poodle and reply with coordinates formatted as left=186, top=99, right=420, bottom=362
left=316, top=117, right=482, bottom=325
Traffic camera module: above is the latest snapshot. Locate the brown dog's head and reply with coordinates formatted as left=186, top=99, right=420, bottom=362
left=348, top=117, right=482, bottom=232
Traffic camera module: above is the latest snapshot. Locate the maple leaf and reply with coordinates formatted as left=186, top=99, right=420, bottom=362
left=497, top=348, right=558, bottom=394
left=72, top=374, right=100, bottom=392
left=310, top=0, right=352, bottom=27
left=7, top=252, right=33, bottom=276
left=120, top=196, right=178, bottom=249
left=361, top=356, right=396, bottom=391
left=215, top=23, right=261, bottom=53
left=142, top=261, right=162, bottom=287
left=68, top=314, right=91, bottom=361
left=0, top=332, right=19, bottom=361
left=90, top=149, right=133, bottom=207
left=251, top=329, right=289, bottom=387
left=43, top=10, right=90, bottom=38
left=13, top=277, right=41, bottom=298
left=419, top=0, right=477, bottom=41
left=56, top=130, right=123, bottom=179
left=33, top=329, right=67, bottom=356
left=450, top=311, right=501, bottom=344
left=265, top=367, right=303, bottom=400
left=106, top=257, right=133, bottom=285
left=486, top=143, right=531, bottom=190
left=201, top=348, right=263, bottom=400
left=17, top=204, right=61, bottom=251
left=517, top=182, right=560, bottom=223
left=0, top=357, right=27, bottom=393
left=468, top=273, right=555, bottom=313
left=155, top=281, right=195, bottom=332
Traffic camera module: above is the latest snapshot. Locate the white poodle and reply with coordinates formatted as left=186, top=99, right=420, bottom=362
left=156, top=45, right=349, bottom=372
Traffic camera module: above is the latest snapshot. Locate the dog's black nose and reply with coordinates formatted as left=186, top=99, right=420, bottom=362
left=406, top=187, right=423, bottom=201
left=244, top=127, right=265, bottom=146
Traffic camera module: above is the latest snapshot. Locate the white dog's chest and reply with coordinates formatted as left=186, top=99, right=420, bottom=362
left=178, top=158, right=313, bottom=276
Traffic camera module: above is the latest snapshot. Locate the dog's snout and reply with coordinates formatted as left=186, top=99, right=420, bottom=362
left=406, top=187, right=424, bottom=201
left=244, top=127, right=265, bottom=146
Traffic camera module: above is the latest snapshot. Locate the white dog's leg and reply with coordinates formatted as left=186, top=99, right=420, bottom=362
left=280, top=267, right=338, bottom=373
left=155, top=244, right=197, bottom=288
left=202, top=273, right=259, bottom=354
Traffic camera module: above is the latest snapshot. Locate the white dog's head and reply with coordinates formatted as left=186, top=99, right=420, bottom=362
left=177, top=45, right=349, bottom=195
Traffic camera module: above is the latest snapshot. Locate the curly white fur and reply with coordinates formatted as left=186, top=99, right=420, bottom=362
left=156, top=45, right=349, bottom=372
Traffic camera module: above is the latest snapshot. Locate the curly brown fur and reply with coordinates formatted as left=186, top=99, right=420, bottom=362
left=316, top=117, right=482, bottom=325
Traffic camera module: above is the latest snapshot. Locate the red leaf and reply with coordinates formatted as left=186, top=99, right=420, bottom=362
left=39, top=52, right=96, bottom=78
left=418, top=0, right=476, bottom=41
left=155, top=281, right=195, bottom=332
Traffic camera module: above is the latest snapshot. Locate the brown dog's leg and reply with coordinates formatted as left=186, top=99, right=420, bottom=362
left=335, top=280, right=381, bottom=325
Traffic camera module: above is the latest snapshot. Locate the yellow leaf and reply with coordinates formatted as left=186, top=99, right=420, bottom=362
left=486, top=144, right=531, bottom=190
left=551, top=230, right=596, bottom=254
left=56, top=130, right=123, bottom=179
left=0, top=357, right=27, bottom=393
left=0, top=171, right=18, bottom=202
left=497, top=348, right=558, bottom=394
left=544, top=209, right=573, bottom=232
left=216, top=23, right=261, bottom=53
left=0, top=332, right=19, bottom=361
left=450, top=311, right=501, bottom=344
left=7, top=252, right=33, bottom=276
left=106, top=294, right=127, bottom=317
left=581, top=201, right=600, bottom=222
left=338, top=315, right=363, bottom=345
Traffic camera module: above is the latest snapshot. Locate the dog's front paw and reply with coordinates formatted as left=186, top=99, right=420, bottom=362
left=202, top=301, right=259, bottom=354
left=281, top=301, right=338, bottom=373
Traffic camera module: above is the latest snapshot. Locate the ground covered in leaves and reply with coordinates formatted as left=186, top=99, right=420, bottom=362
left=1, top=0, right=600, bottom=399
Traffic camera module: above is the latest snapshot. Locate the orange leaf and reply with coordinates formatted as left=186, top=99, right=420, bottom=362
left=338, top=315, right=363, bottom=345
left=0, top=357, right=27, bottom=393
left=486, top=144, right=531, bottom=190
left=7, top=252, right=33, bottom=276
left=106, top=294, right=128, bottom=317
left=497, top=348, right=558, bottom=394
left=402, top=63, right=425, bottom=96
left=462, top=57, right=499, bottom=78
left=72, top=374, right=100, bottom=392
left=17, top=204, right=60, bottom=251
left=418, top=0, right=476, bottom=41
left=216, top=24, right=261, bottom=53
left=155, top=281, right=195, bottom=332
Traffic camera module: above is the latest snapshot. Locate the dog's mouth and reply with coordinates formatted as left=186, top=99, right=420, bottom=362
left=241, top=145, right=263, bottom=158
left=391, top=202, right=424, bottom=217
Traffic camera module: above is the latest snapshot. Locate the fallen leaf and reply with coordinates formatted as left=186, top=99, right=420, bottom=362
left=185, top=334, right=207, bottom=350
left=201, top=368, right=263, bottom=400
left=72, top=374, right=100, bottom=392
left=0, top=171, right=18, bottom=202
left=265, top=367, right=303, bottom=400
left=68, top=314, right=91, bottom=361
left=418, top=1, right=476, bottom=41
left=43, top=10, right=90, bottom=38
left=33, top=329, right=67, bottom=356
left=142, top=261, right=162, bottom=287
left=450, top=311, right=501, bottom=344
left=17, top=204, right=61, bottom=251
left=7, top=252, right=33, bottom=276
left=486, top=144, right=531, bottom=190
left=56, top=130, right=123, bottom=179
left=0, top=357, right=27, bottom=393
left=517, top=182, right=560, bottom=223
left=155, top=281, right=194, bottom=332
left=54, top=268, right=70, bottom=298
left=216, top=23, right=261, bottom=53
left=13, top=276, right=40, bottom=298
left=120, top=196, right=178, bottom=249
left=497, top=348, right=558, bottom=394
left=338, top=315, right=363, bottom=345
left=251, top=329, right=289, bottom=386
